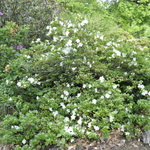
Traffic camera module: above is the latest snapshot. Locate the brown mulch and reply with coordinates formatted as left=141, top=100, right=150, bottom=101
left=0, top=130, right=150, bottom=150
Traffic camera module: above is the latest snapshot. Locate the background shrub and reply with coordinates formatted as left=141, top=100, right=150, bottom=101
left=0, top=0, right=60, bottom=46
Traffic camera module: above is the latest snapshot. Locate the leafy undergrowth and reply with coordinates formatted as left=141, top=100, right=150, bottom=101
left=0, top=0, right=150, bottom=150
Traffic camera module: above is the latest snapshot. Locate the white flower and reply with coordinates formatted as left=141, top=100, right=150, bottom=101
left=108, top=91, right=112, bottom=94
left=64, top=90, right=69, bottom=96
left=12, top=125, right=19, bottom=130
left=60, top=102, right=66, bottom=109
left=82, top=114, right=87, bottom=119
left=99, top=76, right=105, bottom=83
left=52, top=111, right=58, bottom=117
left=66, top=109, right=70, bottom=113
left=6, top=80, right=9, bottom=85
left=52, top=27, right=57, bottom=30
left=46, top=26, right=51, bottom=30
left=8, top=97, right=12, bottom=101
left=37, top=82, right=41, bottom=85
left=113, top=84, right=117, bottom=89
left=59, top=21, right=64, bottom=26
left=76, top=39, right=80, bottom=43
left=62, top=47, right=71, bottom=54
left=72, top=67, right=76, bottom=71
left=64, top=126, right=75, bottom=135
left=60, top=62, right=63, bottom=67
left=93, top=126, right=99, bottom=131
left=92, top=99, right=97, bottom=104
left=36, top=96, right=39, bottom=100
left=70, top=139, right=75, bottom=143
left=67, top=83, right=70, bottom=87
left=142, top=90, right=148, bottom=95
left=122, top=53, right=126, bottom=57
left=53, top=36, right=58, bottom=42
left=36, top=38, right=41, bottom=43
left=125, top=132, right=130, bottom=135
left=84, top=56, right=87, bottom=62
left=61, top=95, right=64, bottom=98
left=114, top=110, right=118, bottom=114
left=81, top=20, right=88, bottom=26
left=113, top=49, right=121, bottom=56
left=77, top=43, right=83, bottom=47
left=77, top=117, right=82, bottom=125
left=65, top=31, right=70, bottom=36
left=24, top=55, right=31, bottom=59
left=17, top=82, right=21, bottom=87
left=101, top=95, right=104, bottom=99
left=109, top=116, right=114, bottom=122
left=66, top=40, right=72, bottom=47
left=49, top=108, right=52, bottom=111
left=138, top=84, right=145, bottom=89
left=77, top=93, right=81, bottom=97
left=64, top=97, right=67, bottom=100
left=28, top=78, right=34, bottom=83
left=71, top=115, right=76, bottom=120
left=133, top=58, right=136, bottom=61
left=105, top=93, right=110, bottom=98
left=46, top=31, right=52, bottom=36
left=68, top=23, right=73, bottom=28
left=100, top=35, right=104, bottom=40
left=22, top=139, right=26, bottom=144
left=88, top=84, right=92, bottom=88
left=95, top=88, right=98, bottom=93
left=120, top=125, right=125, bottom=132
left=88, top=122, right=92, bottom=128
left=83, top=84, right=86, bottom=88
left=64, top=117, right=69, bottom=122
left=125, top=108, right=129, bottom=112
left=87, top=62, right=92, bottom=68
left=73, top=28, right=78, bottom=33
left=72, top=108, right=77, bottom=114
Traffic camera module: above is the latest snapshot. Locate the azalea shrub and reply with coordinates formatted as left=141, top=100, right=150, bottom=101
left=0, top=14, right=150, bottom=149
left=0, top=0, right=60, bottom=44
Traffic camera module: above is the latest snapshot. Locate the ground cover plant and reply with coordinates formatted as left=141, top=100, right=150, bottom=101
left=0, top=0, right=150, bottom=149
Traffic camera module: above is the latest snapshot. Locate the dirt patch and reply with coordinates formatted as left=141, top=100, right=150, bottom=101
left=0, top=130, right=150, bottom=150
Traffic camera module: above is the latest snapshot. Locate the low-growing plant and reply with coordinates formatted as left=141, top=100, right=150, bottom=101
left=0, top=14, right=149, bottom=149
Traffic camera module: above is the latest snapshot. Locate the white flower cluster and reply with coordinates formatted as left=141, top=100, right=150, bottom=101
left=11, top=125, right=19, bottom=130
left=45, top=18, right=87, bottom=55
left=78, top=20, right=88, bottom=27
left=17, top=77, right=41, bottom=88
left=77, top=117, right=83, bottom=125
left=138, top=83, right=145, bottom=89
left=24, top=55, right=31, bottom=59
left=99, top=76, right=105, bottom=83
left=71, top=108, right=78, bottom=120
left=52, top=111, right=58, bottom=117
left=22, top=139, right=26, bottom=144
left=141, top=90, right=150, bottom=96
left=109, top=115, right=114, bottom=122
left=64, top=126, right=75, bottom=135
left=138, top=82, right=150, bottom=97
left=92, top=99, right=97, bottom=104
left=60, top=102, right=66, bottom=109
